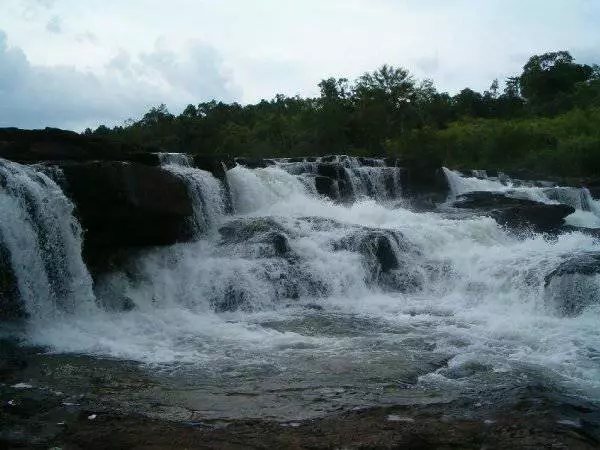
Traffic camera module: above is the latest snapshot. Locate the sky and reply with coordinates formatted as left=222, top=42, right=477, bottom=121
left=1, top=0, right=599, bottom=131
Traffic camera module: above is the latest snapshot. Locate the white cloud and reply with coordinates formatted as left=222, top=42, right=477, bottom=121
left=0, top=0, right=599, bottom=129
left=0, top=31, right=240, bottom=130
left=46, top=15, right=61, bottom=34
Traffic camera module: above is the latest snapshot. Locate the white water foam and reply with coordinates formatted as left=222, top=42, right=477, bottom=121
left=160, top=161, right=227, bottom=234
left=1, top=162, right=594, bottom=405
left=0, top=159, right=95, bottom=318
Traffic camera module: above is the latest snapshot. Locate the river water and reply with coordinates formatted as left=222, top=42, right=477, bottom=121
left=2, top=157, right=600, bottom=423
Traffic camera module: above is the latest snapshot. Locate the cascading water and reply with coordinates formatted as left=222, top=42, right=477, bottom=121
left=443, top=167, right=600, bottom=228
left=0, top=158, right=95, bottom=319
left=275, top=156, right=403, bottom=202
left=3, top=158, right=600, bottom=422
left=159, top=153, right=227, bottom=234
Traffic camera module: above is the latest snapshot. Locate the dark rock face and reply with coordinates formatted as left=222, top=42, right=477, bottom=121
left=402, top=166, right=449, bottom=210
left=0, top=128, right=161, bottom=165
left=60, top=162, right=194, bottom=273
left=193, top=155, right=235, bottom=181
left=234, top=157, right=275, bottom=169
left=454, top=191, right=542, bottom=209
left=314, top=176, right=337, bottom=199
left=545, top=252, right=600, bottom=316
left=316, top=163, right=354, bottom=201
left=0, top=242, right=21, bottom=319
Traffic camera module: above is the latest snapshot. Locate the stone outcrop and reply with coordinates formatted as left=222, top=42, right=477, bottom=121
left=544, top=252, right=600, bottom=316
left=453, top=191, right=575, bottom=232
left=59, top=161, right=195, bottom=273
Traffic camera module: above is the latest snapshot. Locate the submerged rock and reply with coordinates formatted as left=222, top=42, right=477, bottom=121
left=453, top=191, right=542, bottom=209
left=334, top=228, right=423, bottom=292
left=219, top=217, right=291, bottom=257
left=544, top=252, right=600, bottom=316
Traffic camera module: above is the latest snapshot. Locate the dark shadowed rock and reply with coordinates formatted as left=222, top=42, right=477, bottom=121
left=234, top=157, right=274, bottom=169
left=59, top=162, right=194, bottom=273
left=316, top=163, right=354, bottom=201
left=193, top=155, right=235, bottom=181
left=314, top=176, right=337, bottom=199
left=0, top=242, right=21, bottom=319
left=402, top=166, right=449, bottom=209
left=320, top=155, right=337, bottom=163
left=453, top=191, right=542, bottom=209
left=453, top=191, right=575, bottom=233
left=357, top=157, right=381, bottom=167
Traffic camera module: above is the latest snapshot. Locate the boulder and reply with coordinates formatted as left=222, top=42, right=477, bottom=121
left=491, top=204, right=575, bottom=233
left=334, top=228, right=422, bottom=292
left=453, top=191, right=542, bottom=209
left=544, top=252, right=600, bottom=316
left=218, top=217, right=291, bottom=258
left=59, top=161, right=194, bottom=273
left=314, top=176, right=337, bottom=200
left=192, top=155, right=235, bottom=181
left=453, top=191, right=575, bottom=233
left=401, top=166, right=449, bottom=209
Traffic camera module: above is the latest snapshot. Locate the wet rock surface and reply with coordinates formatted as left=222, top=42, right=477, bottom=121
left=544, top=251, right=600, bottom=316
left=0, top=243, right=21, bottom=318
left=453, top=191, right=575, bottom=232
left=59, top=161, right=195, bottom=274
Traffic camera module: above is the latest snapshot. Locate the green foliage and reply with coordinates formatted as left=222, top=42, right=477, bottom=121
left=89, top=52, right=600, bottom=176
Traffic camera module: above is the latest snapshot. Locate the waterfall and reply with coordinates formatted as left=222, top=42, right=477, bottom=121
left=3, top=156, right=600, bottom=412
left=158, top=152, right=192, bottom=167
left=443, top=167, right=600, bottom=228
left=0, top=158, right=95, bottom=318
left=159, top=154, right=227, bottom=234
left=275, top=157, right=403, bottom=202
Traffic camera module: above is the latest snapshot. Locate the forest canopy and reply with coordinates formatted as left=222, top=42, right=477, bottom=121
left=87, top=51, right=600, bottom=176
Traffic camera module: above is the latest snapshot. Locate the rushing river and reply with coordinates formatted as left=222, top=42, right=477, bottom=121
left=2, top=157, right=600, bottom=422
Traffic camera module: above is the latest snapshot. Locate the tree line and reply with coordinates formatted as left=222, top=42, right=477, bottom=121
left=87, top=51, right=600, bottom=176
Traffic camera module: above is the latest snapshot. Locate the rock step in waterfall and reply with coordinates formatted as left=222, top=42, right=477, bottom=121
left=2, top=129, right=600, bottom=320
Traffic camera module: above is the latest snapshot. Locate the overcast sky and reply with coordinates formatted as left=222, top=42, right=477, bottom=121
left=1, top=0, right=599, bottom=130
